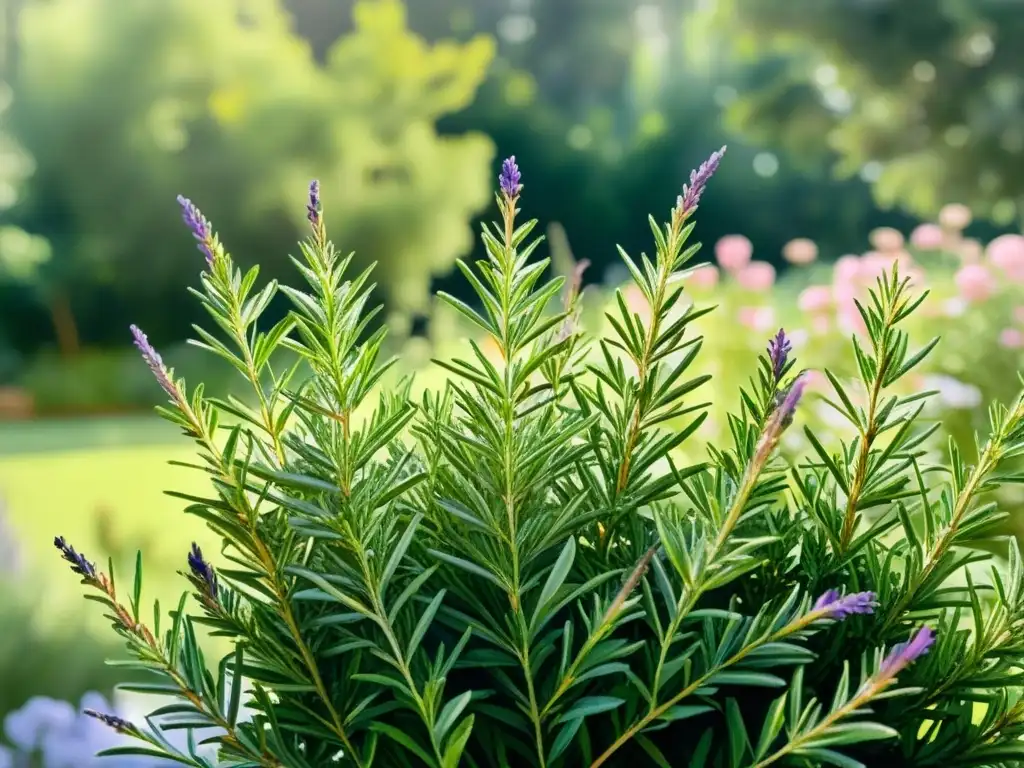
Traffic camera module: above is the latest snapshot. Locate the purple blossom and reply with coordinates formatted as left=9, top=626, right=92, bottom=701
left=767, top=329, right=792, bottom=383
left=677, top=146, right=727, bottom=218
left=187, top=542, right=218, bottom=600
left=53, top=536, right=97, bottom=580
left=879, top=626, right=935, bottom=679
left=499, top=155, right=522, bottom=199
left=775, top=374, right=807, bottom=430
left=307, top=180, right=322, bottom=228
left=176, top=195, right=215, bottom=267
left=752, top=373, right=808, bottom=467
left=812, top=589, right=878, bottom=619
left=83, top=710, right=138, bottom=737
left=129, top=324, right=177, bottom=400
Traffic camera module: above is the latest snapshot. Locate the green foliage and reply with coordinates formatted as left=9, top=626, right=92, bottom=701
left=58, top=155, right=1024, bottom=767
left=8, top=0, right=494, bottom=340
left=707, top=0, right=1024, bottom=223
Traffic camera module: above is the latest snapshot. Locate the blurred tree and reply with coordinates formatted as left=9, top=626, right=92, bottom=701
left=4, top=0, right=494, bottom=352
left=0, top=60, right=73, bottom=358
left=707, top=0, right=1024, bottom=226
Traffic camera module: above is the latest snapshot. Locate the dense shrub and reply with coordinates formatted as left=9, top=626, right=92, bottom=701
left=56, top=153, right=1024, bottom=766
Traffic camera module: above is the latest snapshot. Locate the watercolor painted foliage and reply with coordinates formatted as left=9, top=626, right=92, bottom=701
left=54, top=151, right=1024, bottom=767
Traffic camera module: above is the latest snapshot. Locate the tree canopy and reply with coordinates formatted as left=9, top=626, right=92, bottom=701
left=4, top=0, right=495, bottom=347
left=709, top=0, right=1024, bottom=225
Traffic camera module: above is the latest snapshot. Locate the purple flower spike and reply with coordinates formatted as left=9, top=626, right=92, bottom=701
left=499, top=155, right=522, bottom=199
left=307, top=180, right=322, bottom=228
left=767, top=329, right=792, bottom=383
left=678, top=146, right=727, bottom=218
left=176, top=195, right=216, bottom=267
left=54, top=536, right=97, bottom=580
left=879, top=626, right=936, bottom=679
left=130, top=325, right=177, bottom=400
left=776, top=373, right=807, bottom=429
left=84, top=709, right=138, bottom=736
left=813, top=589, right=878, bottom=619
left=187, top=542, right=218, bottom=599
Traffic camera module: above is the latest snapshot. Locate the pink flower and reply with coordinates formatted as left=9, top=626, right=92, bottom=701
left=811, top=315, right=830, bottom=334
left=987, top=234, right=1024, bottom=281
left=715, top=235, right=753, bottom=272
left=910, top=223, right=944, bottom=250
left=860, top=252, right=893, bottom=284
left=803, top=369, right=828, bottom=392
left=782, top=238, right=818, bottom=265
left=622, top=284, right=650, bottom=320
left=938, top=203, right=972, bottom=231
left=955, top=263, right=996, bottom=303
left=869, top=227, right=905, bottom=252
left=958, top=238, right=983, bottom=263
left=738, top=305, right=776, bottom=331
left=1000, top=328, right=1024, bottom=349
left=943, top=298, right=968, bottom=318
left=798, top=285, right=833, bottom=314
left=903, top=264, right=926, bottom=287
left=833, top=281, right=858, bottom=306
left=836, top=294, right=867, bottom=335
left=688, top=263, right=719, bottom=290
left=735, top=261, right=776, bottom=291
left=833, top=255, right=862, bottom=285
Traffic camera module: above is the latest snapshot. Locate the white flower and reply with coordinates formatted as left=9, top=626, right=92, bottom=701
left=922, top=375, right=982, bottom=409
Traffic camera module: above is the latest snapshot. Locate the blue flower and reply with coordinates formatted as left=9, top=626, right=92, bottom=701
left=175, top=195, right=216, bottom=267
left=812, top=589, right=878, bottom=619
left=879, top=626, right=935, bottom=679
left=767, top=329, right=792, bottom=384
left=499, top=156, right=522, bottom=199
left=129, top=325, right=177, bottom=400
left=677, top=146, right=726, bottom=218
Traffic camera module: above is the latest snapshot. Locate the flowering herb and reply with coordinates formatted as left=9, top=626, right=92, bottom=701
left=57, top=150, right=1024, bottom=767
left=176, top=195, right=217, bottom=267
left=498, top=154, right=522, bottom=199
left=812, top=588, right=879, bottom=620
left=129, top=324, right=178, bottom=402
left=767, top=327, right=791, bottom=383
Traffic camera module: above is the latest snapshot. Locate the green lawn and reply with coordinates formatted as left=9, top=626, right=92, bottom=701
left=0, top=413, right=182, bottom=456
left=0, top=417, right=219, bottom=629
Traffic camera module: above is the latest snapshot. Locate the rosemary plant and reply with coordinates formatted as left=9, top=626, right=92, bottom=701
left=56, top=152, right=1024, bottom=767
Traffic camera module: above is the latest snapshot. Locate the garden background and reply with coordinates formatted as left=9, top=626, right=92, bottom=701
left=1, top=0, right=1024, bottom=760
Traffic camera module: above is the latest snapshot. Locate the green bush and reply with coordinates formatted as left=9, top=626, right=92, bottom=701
left=6, top=0, right=494, bottom=348
left=55, top=154, right=1024, bottom=766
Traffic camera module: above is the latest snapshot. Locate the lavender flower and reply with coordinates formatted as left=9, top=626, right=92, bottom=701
left=751, top=373, right=807, bottom=469
left=53, top=536, right=97, bottom=580
left=176, top=195, right=216, bottom=267
left=307, top=180, right=322, bottom=228
left=499, top=155, right=522, bottom=199
left=775, top=374, right=807, bottom=430
left=812, top=589, right=878, bottom=619
left=677, top=146, right=727, bottom=219
left=129, top=324, right=177, bottom=400
left=3, top=692, right=172, bottom=766
left=187, top=542, right=218, bottom=600
left=879, top=625, right=935, bottom=679
left=83, top=710, right=138, bottom=737
left=767, top=329, right=792, bottom=383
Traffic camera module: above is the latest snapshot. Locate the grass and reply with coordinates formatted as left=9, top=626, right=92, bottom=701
left=0, top=419, right=219, bottom=633
left=0, top=413, right=182, bottom=456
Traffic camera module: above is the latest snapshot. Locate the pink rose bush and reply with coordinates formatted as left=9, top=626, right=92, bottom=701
left=585, top=217, right=1024, bottom=464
